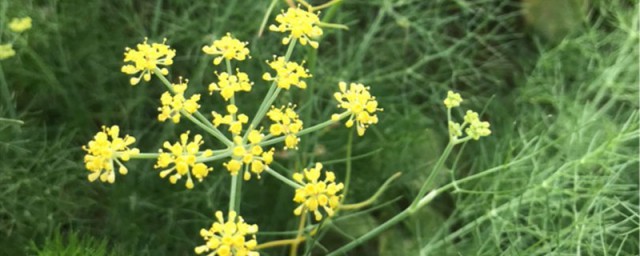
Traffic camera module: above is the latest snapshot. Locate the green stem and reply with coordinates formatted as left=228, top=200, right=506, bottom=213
left=199, top=150, right=233, bottom=162
left=244, top=39, right=297, bottom=141
left=154, top=70, right=233, bottom=146
left=412, top=142, right=454, bottom=208
left=341, top=127, right=354, bottom=204
left=0, top=64, right=15, bottom=118
left=259, top=112, right=349, bottom=147
left=265, top=167, right=302, bottom=189
left=229, top=174, right=239, bottom=211
left=126, top=152, right=160, bottom=159
left=182, top=111, right=233, bottom=147
left=327, top=208, right=412, bottom=256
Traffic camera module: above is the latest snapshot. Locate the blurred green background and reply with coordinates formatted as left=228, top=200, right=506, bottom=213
left=0, top=0, right=638, bottom=255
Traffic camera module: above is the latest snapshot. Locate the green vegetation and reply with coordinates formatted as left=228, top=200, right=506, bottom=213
left=1, top=0, right=637, bottom=255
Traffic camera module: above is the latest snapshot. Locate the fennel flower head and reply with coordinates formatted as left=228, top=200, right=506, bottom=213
left=270, top=7, right=323, bottom=48
left=158, top=78, right=201, bottom=123
left=0, top=44, right=16, bottom=60
left=195, top=210, right=259, bottom=256
left=224, top=131, right=275, bottom=180
left=293, top=163, right=344, bottom=221
left=83, top=125, right=140, bottom=183
left=155, top=131, right=213, bottom=189
left=202, top=33, right=250, bottom=65
left=121, top=38, right=176, bottom=85
left=8, top=17, right=32, bottom=33
left=332, top=82, right=381, bottom=136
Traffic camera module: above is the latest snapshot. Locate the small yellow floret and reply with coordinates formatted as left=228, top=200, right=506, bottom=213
left=195, top=210, right=259, bottom=256
left=262, top=56, right=310, bottom=90
left=267, top=104, right=303, bottom=150
left=8, top=17, right=32, bottom=33
left=202, top=33, right=250, bottom=65
left=158, top=78, right=201, bottom=123
left=223, top=135, right=274, bottom=180
left=293, top=163, right=344, bottom=221
left=83, top=125, right=140, bottom=184
left=121, top=38, right=176, bottom=85
left=155, top=131, right=213, bottom=189
left=333, top=82, right=381, bottom=136
left=0, top=44, right=16, bottom=60
left=269, top=8, right=323, bottom=48
left=463, top=111, right=491, bottom=140
left=211, top=104, right=250, bottom=135
left=444, top=91, right=463, bottom=108
left=209, top=70, right=253, bottom=101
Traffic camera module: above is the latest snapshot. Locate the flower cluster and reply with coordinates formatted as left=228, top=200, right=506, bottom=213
left=262, top=57, right=310, bottom=90
left=463, top=110, right=492, bottom=140
left=1, top=16, right=32, bottom=60
left=212, top=105, right=249, bottom=135
left=267, top=104, right=303, bottom=149
left=9, top=17, right=32, bottom=33
left=0, top=44, right=15, bottom=60
left=444, top=91, right=491, bottom=141
left=121, top=38, right=176, bottom=85
left=293, top=163, right=344, bottom=221
left=158, top=78, right=201, bottom=123
left=155, top=131, right=213, bottom=189
left=209, top=71, right=253, bottom=101
left=225, top=131, right=274, bottom=180
left=332, top=82, right=381, bottom=136
left=195, top=211, right=259, bottom=256
left=83, top=125, right=140, bottom=183
left=202, top=33, right=250, bottom=65
left=443, top=91, right=463, bottom=109
left=270, top=7, right=323, bottom=48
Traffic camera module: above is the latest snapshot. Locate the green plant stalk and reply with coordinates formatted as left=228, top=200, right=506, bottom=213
left=225, top=59, right=236, bottom=108
left=411, top=141, right=454, bottom=208
left=182, top=110, right=234, bottom=147
left=265, top=167, right=301, bottom=189
left=340, top=127, right=354, bottom=204
left=331, top=142, right=539, bottom=256
left=244, top=39, right=297, bottom=142
left=259, top=111, right=349, bottom=147
left=0, top=64, right=15, bottom=118
left=257, top=0, right=279, bottom=37
left=290, top=210, right=308, bottom=256
left=229, top=174, right=239, bottom=211
left=154, top=70, right=233, bottom=146
left=327, top=207, right=412, bottom=256
left=339, top=172, right=402, bottom=210
left=199, top=150, right=233, bottom=162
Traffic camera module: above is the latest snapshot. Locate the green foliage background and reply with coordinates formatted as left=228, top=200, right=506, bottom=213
left=0, top=0, right=637, bottom=255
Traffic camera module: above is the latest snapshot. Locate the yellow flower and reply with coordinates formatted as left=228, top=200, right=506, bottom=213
left=8, top=17, right=32, bottom=33
left=209, top=71, right=253, bottom=101
left=202, top=33, right=250, bottom=65
left=448, top=121, right=462, bottom=138
left=262, top=57, right=310, bottom=90
left=121, top=38, right=176, bottom=85
left=224, top=131, right=274, bottom=180
left=155, top=131, right=213, bottom=189
left=158, top=78, right=201, bottom=123
left=463, top=110, right=491, bottom=140
left=195, top=210, right=259, bottom=256
left=212, top=104, right=250, bottom=135
left=331, top=82, right=381, bottom=136
left=267, top=104, right=303, bottom=150
left=292, top=163, right=344, bottom=221
left=0, top=44, right=16, bottom=60
left=83, top=125, right=140, bottom=183
left=269, top=8, right=323, bottom=48
left=443, top=91, right=463, bottom=109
